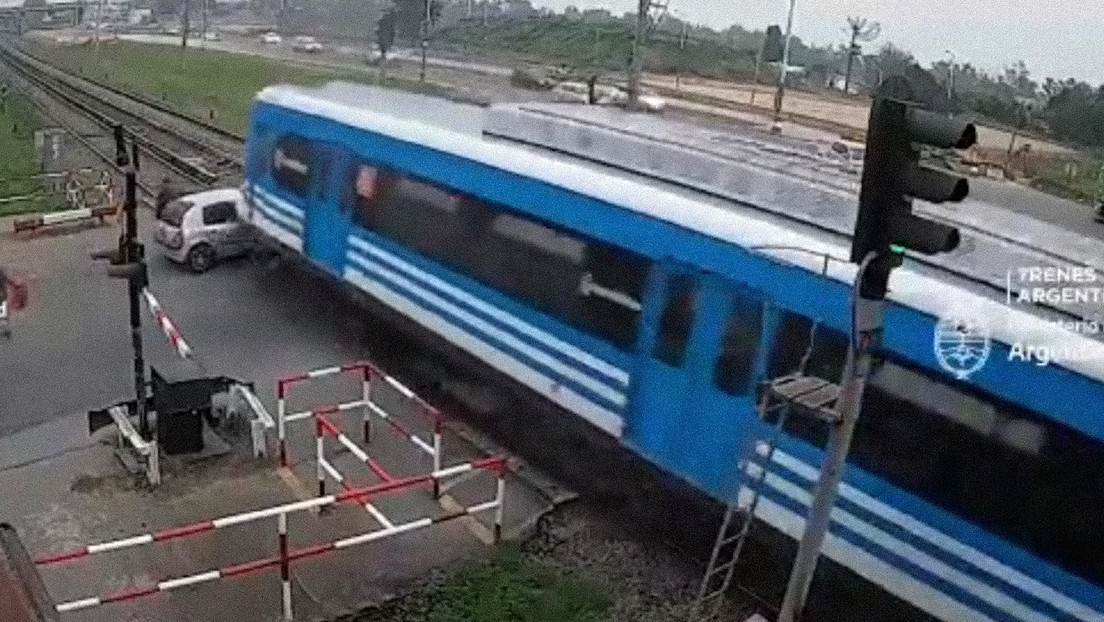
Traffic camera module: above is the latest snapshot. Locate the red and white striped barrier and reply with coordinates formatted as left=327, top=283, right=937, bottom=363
left=141, top=289, right=193, bottom=360
left=12, top=205, right=116, bottom=234
left=35, top=456, right=506, bottom=619
left=276, top=362, right=445, bottom=495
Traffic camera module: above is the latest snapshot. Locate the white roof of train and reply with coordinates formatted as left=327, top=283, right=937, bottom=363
left=254, top=82, right=1104, bottom=385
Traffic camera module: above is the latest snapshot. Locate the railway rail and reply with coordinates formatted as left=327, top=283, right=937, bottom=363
left=0, top=41, right=243, bottom=189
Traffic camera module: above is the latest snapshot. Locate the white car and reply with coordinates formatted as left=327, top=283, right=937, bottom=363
left=260, top=32, right=282, bottom=44
left=292, top=36, right=323, bottom=53
left=203, top=31, right=220, bottom=41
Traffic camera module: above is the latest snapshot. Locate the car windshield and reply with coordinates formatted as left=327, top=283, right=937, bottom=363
left=159, top=199, right=192, bottom=227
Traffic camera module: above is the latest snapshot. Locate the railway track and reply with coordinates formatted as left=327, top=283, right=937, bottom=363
left=0, top=42, right=243, bottom=189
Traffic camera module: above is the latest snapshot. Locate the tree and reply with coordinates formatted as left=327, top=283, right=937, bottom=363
left=874, top=42, right=914, bottom=80
left=842, top=16, right=879, bottom=93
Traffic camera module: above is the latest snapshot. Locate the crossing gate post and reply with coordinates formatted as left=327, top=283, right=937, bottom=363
left=315, top=416, right=325, bottom=498
left=362, top=367, right=372, bottom=445
left=493, top=461, right=506, bottom=544
left=277, top=381, right=288, bottom=468
left=432, top=414, right=443, bottom=500
left=278, top=512, right=291, bottom=621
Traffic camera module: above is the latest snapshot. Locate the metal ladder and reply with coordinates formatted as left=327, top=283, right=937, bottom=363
left=687, top=323, right=843, bottom=622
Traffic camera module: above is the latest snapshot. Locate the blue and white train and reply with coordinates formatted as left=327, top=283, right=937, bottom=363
left=243, top=82, right=1104, bottom=622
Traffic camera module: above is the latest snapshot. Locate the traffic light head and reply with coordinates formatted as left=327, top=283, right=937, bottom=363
left=850, top=75, right=976, bottom=297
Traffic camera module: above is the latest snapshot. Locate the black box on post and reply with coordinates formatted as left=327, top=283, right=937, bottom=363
left=151, top=366, right=218, bottom=455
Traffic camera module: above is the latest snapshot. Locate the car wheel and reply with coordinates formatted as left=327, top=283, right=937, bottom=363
left=187, top=244, right=216, bottom=274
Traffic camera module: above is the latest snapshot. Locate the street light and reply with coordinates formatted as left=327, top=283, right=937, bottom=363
left=944, top=49, right=956, bottom=100
left=771, top=0, right=797, bottom=133
left=671, top=9, right=688, bottom=90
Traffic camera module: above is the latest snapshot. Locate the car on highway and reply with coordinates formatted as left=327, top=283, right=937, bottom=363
left=260, top=32, right=282, bottom=45
left=155, top=188, right=252, bottom=273
left=292, top=36, right=323, bottom=53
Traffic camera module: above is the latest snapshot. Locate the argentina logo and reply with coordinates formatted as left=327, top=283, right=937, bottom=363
left=934, top=312, right=991, bottom=380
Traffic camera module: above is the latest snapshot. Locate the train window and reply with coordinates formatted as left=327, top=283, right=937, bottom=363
left=653, top=275, right=696, bottom=367
left=315, top=148, right=333, bottom=200
left=246, top=124, right=273, bottom=179
left=271, top=135, right=312, bottom=197
left=768, top=312, right=848, bottom=381
left=712, top=294, right=763, bottom=395
left=343, top=158, right=651, bottom=349
left=778, top=356, right=1104, bottom=586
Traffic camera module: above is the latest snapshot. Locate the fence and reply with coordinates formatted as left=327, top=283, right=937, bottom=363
left=276, top=362, right=445, bottom=496
left=35, top=456, right=505, bottom=619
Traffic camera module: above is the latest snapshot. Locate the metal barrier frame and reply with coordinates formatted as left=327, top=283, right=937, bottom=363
left=107, top=405, right=159, bottom=486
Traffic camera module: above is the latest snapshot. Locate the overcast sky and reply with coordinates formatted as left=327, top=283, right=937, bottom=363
left=532, top=0, right=1103, bottom=86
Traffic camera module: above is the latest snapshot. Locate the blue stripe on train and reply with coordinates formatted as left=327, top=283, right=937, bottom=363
left=345, top=232, right=631, bottom=391
left=345, top=249, right=627, bottom=412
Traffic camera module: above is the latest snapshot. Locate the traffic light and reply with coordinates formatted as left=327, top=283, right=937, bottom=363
left=851, top=75, right=977, bottom=299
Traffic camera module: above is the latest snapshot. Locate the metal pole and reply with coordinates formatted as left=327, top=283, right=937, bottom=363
left=776, top=254, right=885, bottom=622
left=750, top=37, right=764, bottom=105
left=675, top=20, right=687, bottom=90
left=626, top=0, right=648, bottom=109
left=114, top=126, right=150, bottom=440
left=181, top=0, right=189, bottom=48
left=200, top=0, right=207, bottom=49
left=419, top=0, right=430, bottom=82
left=93, top=0, right=103, bottom=50
left=772, top=0, right=797, bottom=130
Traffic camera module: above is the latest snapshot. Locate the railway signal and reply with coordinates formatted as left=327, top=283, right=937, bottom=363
left=850, top=74, right=977, bottom=300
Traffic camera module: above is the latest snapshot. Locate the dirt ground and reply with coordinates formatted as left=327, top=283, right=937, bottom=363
left=642, top=73, right=1072, bottom=155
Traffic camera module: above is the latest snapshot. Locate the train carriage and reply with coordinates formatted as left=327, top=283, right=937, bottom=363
left=243, top=82, right=1104, bottom=622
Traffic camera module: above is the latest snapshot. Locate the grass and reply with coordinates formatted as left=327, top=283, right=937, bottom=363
left=1031, top=157, right=1103, bottom=203
left=355, top=546, right=612, bottom=622
left=24, top=39, right=458, bottom=136
left=0, top=92, right=47, bottom=217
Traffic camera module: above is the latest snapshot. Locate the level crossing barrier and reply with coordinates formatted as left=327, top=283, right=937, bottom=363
left=140, top=288, right=273, bottom=458
left=276, top=362, right=445, bottom=496
left=104, top=403, right=160, bottom=486
left=12, top=205, right=116, bottom=234
left=33, top=455, right=506, bottom=619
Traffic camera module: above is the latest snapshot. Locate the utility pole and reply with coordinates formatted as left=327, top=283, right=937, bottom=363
left=93, top=0, right=104, bottom=50
left=181, top=0, right=189, bottom=48
left=944, top=50, right=956, bottom=100
left=675, top=19, right=687, bottom=90
left=771, top=0, right=796, bottom=131
left=626, top=0, right=648, bottom=109
left=200, top=0, right=207, bottom=48
left=419, top=0, right=430, bottom=82
left=775, top=76, right=976, bottom=622
left=750, top=37, right=765, bottom=105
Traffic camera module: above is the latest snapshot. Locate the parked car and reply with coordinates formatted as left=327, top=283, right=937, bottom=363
left=292, top=36, right=323, bottom=53
left=154, top=188, right=252, bottom=273
left=260, top=32, right=282, bottom=45
left=203, top=31, right=220, bottom=41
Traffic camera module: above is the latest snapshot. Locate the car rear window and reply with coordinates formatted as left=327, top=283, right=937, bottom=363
left=160, top=199, right=193, bottom=227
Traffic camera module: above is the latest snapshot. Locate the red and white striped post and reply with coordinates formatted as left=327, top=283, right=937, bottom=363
left=494, top=461, right=506, bottom=544
left=278, top=512, right=291, bottom=621
left=276, top=381, right=289, bottom=468
left=315, top=415, right=325, bottom=498
left=432, top=414, right=444, bottom=499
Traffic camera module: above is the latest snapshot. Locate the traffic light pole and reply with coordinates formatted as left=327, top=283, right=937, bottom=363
left=109, top=125, right=150, bottom=440
left=776, top=252, right=886, bottom=622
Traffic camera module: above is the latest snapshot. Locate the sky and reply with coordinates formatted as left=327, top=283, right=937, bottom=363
left=531, top=0, right=1104, bottom=86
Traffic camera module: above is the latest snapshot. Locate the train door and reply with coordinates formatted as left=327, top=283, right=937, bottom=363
left=303, top=142, right=351, bottom=275
left=627, top=263, right=770, bottom=499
